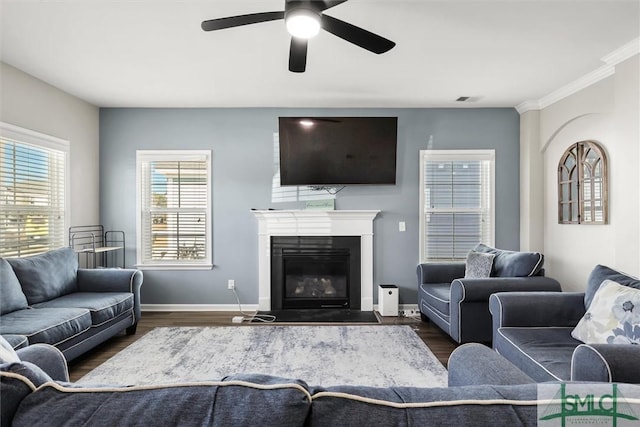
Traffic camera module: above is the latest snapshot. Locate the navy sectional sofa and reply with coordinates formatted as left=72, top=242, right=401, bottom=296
left=10, top=340, right=639, bottom=427
left=0, top=247, right=143, bottom=361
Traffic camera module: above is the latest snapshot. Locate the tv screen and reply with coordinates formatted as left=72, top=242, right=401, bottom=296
left=278, top=117, right=398, bottom=186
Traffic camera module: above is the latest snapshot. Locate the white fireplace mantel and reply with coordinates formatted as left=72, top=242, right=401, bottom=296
left=252, top=210, right=380, bottom=311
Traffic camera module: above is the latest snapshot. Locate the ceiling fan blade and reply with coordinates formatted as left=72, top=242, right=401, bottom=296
left=320, top=14, right=395, bottom=54
left=289, top=38, right=308, bottom=73
left=318, top=1, right=350, bottom=11
left=201, top=11, right=284, bottom=31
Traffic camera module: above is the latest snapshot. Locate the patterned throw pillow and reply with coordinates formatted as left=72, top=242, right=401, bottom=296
left=571, top=280, right=640, bottom=344
left=464, top=251, right=496, bottom=278
left=0, top=335, right=20, bottom=363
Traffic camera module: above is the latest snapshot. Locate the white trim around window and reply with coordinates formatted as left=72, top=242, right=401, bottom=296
left=0, top=122, right=70, bottom=258
left=136, top=150, right=213, bottom=270
left=419, top=149, right=495, bottom=263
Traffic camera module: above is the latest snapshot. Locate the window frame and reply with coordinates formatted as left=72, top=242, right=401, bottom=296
left=419, top=149, right=495, bottom=263
left=0, top=122, right=70, bottom=258
left=136, top=149, right=213, bottom=270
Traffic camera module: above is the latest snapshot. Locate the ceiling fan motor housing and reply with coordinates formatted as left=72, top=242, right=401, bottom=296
left=285, top=0, right=324, bottom=15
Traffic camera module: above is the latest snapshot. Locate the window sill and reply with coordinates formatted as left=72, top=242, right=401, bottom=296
left=134, top=264, right=213, bottom=271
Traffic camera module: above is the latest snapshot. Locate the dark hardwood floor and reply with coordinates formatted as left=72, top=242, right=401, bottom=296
left=68, top=311, right=459, bottom=382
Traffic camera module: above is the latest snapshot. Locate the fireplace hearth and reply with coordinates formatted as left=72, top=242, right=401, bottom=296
left=271, top=236, right=361, bottom=310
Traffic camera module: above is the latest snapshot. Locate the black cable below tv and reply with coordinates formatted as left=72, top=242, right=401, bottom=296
left=278, top=116, right=398, bottom=186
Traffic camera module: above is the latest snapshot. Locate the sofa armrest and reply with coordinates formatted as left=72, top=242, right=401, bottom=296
left=450, top=276, right=561, bottom=303
left=77, top=268, right=144, bottom=322
left=417, top=263, right=466, bottom=285
left=16, top=344, right=69, bottom=382
left=572, top=344, right=640, bottom=383
left=489, top=292, right=585, bottom=328
left=448, top=343, right=535, bottom=386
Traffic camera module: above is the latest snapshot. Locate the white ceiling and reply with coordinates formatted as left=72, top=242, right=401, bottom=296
left=1, top=0, right=639, bottom=108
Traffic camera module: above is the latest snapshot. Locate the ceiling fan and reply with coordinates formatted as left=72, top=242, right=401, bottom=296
left=201, top=0, right=395, bottom=73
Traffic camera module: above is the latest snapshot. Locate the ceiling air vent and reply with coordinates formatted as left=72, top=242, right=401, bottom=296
left=455, top=96, right=481, bottom=102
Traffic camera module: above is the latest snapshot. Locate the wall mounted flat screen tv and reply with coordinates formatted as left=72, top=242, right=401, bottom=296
left=278, top=116, right=398, bottom=186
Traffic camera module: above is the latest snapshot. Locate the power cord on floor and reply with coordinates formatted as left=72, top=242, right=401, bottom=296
left=232, top=287, right=276, bottom=323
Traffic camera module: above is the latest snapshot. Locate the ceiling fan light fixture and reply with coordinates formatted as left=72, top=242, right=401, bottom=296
left=285, top=8, right=320, bottom=39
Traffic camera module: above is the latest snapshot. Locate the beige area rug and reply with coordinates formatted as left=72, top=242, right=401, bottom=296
left=78, top=325, right=448, bottom=388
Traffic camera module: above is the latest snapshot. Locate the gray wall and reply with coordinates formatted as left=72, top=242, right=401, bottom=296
left=100, top=108, right=520, bottom=307
left=1, top=62, right=100, bottom=228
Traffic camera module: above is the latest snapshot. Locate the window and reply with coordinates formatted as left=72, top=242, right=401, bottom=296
left=136, top=150, right=212, bottom=269
left=0, top=122, right=69, bottom=258
left=419, top=150, right=495, bottom=262
left=558, top=140, right=608, bottom=224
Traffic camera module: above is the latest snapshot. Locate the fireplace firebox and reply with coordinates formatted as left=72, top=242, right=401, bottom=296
left=271, top=236, right=361, bottom=310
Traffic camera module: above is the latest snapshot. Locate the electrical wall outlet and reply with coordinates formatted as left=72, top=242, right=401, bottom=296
left=227, top=279, right=235, bottom=290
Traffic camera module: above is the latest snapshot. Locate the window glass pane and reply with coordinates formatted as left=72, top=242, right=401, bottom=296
left=583, top=179, right=592, bottom=202
left=571, top=201, right=579, bottom=222
left=150, top=212, right=206, bottom=260
left=424, top=161, right=453, bottom=209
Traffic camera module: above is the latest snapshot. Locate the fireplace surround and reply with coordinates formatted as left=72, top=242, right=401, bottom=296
left=252, top=210, right=380, bottom=311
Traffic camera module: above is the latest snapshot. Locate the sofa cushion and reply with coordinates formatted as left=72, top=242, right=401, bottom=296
left=12, top=374, right=312, bottom=427
left=0, top=308, right=91, bottom=347
left=0, top=258, right=29, bottom=315
left=33, top=293, right=134, bottom=326
left=1, top=361, right=55, bottom=426
left=419, top=282, right=450, bottom=316
left=464, top=251, right=495, bottom=278
left=585, top=264, right=640, bottom=309
left=494, top=327, right=579, bottom=381
left=572, top=280, right=640, bottom=344
left=6, top=247, right=79, bottom=304
left=309, top=383, right=539, bottom=426
left=473, top=243, right=543, bottom=277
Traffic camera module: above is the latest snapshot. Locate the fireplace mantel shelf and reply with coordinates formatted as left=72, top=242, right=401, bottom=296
left=252, top=209, right=380, bottom=218
left=252, top=209, right=380, bottom=311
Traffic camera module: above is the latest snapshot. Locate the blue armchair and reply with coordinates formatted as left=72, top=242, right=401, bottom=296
left=417, top=244, right=561, bottom=344
left=489, top=264, right=640, bottom=383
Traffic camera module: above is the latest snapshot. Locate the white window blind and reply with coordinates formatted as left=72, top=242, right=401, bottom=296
left=0, top=123, right=68, bottom=258
left=419, top=150, right=495, bottom=262
left=136, top=150, right=212, bottom=269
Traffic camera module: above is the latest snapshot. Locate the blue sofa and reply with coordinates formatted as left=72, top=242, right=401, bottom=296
left=418, top=244, right=561, bottom=343
left=490, top=264, right=640, bottom=383
left=0, top=247, right=143, bottom=361
left=10, top=338, right=637, bottom=427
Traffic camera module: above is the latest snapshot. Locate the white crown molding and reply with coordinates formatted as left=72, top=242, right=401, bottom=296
left=517, top=37, right=640, bottom=114
left=537, top=65, right=616, bottom=110
left=515, top=100, right=541, bottom=114
left=601, top=37, right=640, bottom=65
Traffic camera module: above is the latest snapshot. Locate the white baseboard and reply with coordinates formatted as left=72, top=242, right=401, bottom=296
left=142, top=303, right=418, bottom=312
left=142, top=304, right=258, bottom=312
